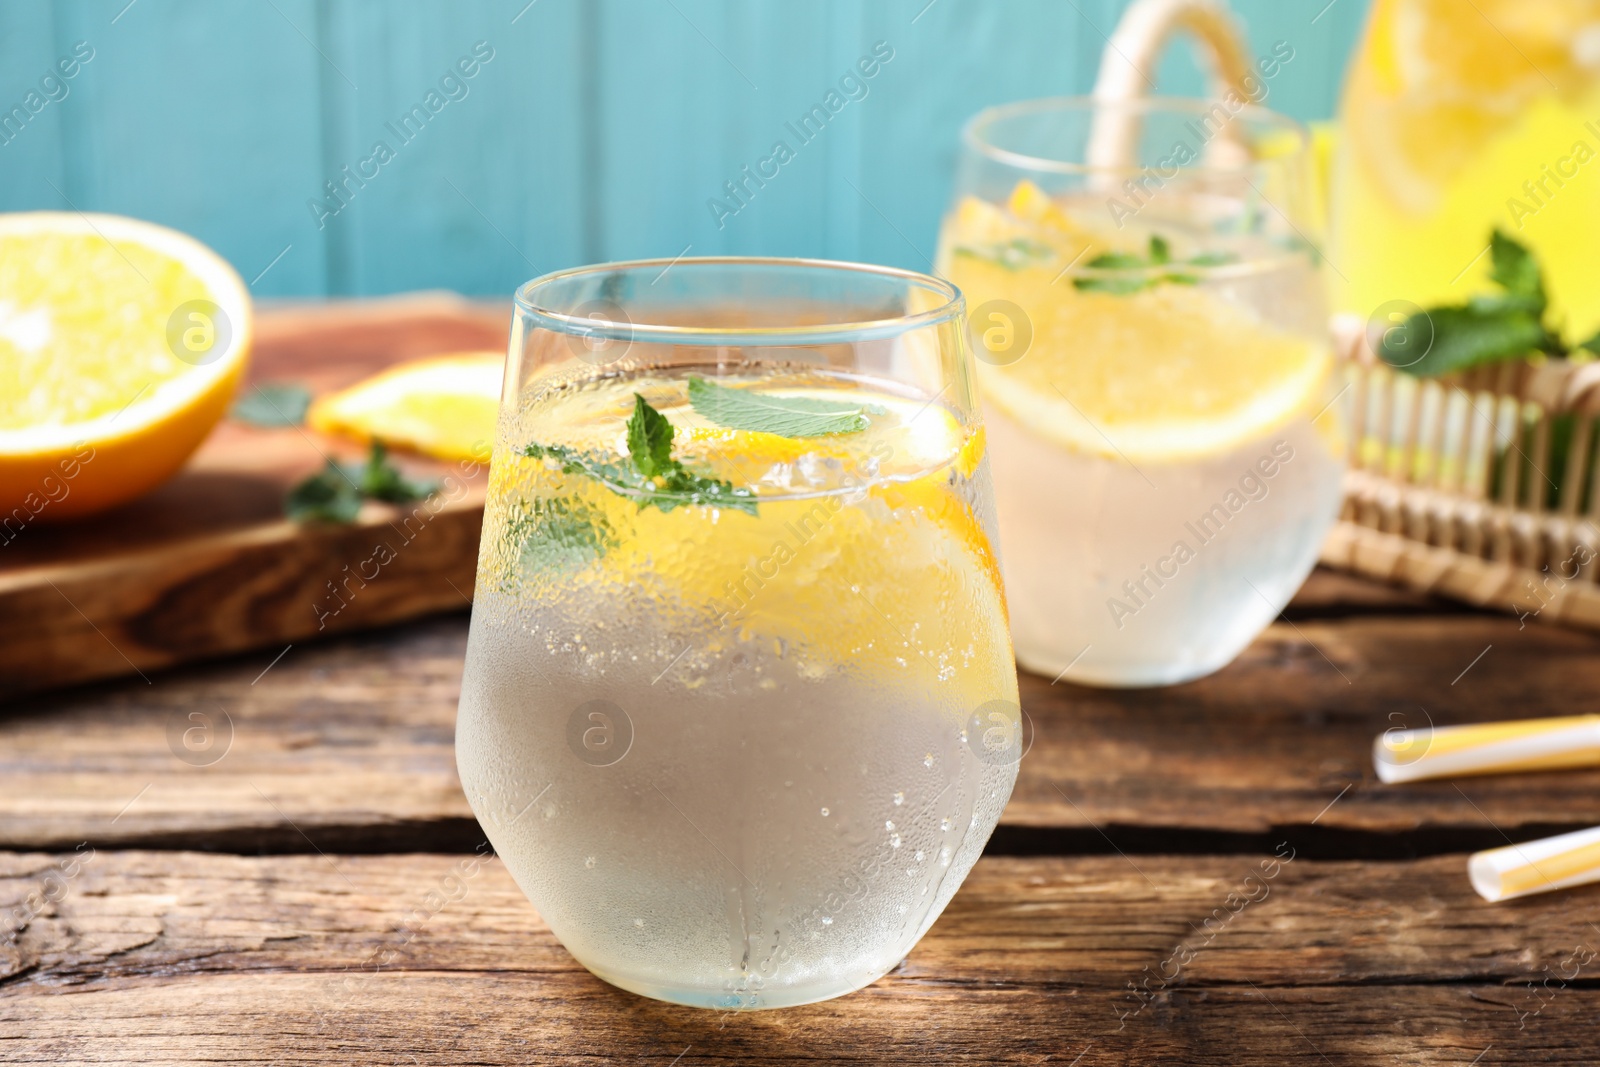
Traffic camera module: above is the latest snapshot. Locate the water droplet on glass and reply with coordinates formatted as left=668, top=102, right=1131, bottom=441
left=890, top=833, right=902, bottom=849
left=584, top=855, right=596, bottom=869
left=885, top=820, right=895, bottom=831
left=820, top=807, right=830, bottom=817
left=940, top=847, right=952, bottom=866
left=914, top=849, right=924, bottom=862
left=923, top=753, right=935, bottom=768
left=892, top=791, right=904, bottom=806
left=633, top=917, right=644, bottom=927
left=821, top=916, right=833, bottom=926
left=940, top=817, right=952, bottom=832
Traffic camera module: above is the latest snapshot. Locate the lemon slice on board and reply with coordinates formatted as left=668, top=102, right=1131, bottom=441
left=307, top=352, right=505, bottom=464
left=0, top=212, right=251, bottom=520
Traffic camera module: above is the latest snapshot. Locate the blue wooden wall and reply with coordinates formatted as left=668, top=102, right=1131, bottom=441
left=0, top=0, right=1370, bottom=298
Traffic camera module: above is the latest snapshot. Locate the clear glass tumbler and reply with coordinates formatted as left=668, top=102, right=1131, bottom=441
left=937, top=97, right=1346, bottom=687
left=456, top=258, right=1021, bottom=1009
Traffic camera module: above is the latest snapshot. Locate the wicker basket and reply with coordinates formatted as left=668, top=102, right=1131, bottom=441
left=1322, top=319, right=1600, bottom=629
left=1101, top=0, right=1600, bottom=631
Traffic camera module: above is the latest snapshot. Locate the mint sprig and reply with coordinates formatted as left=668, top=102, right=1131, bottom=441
left=686, top=376, right=870, bottom=438
left=1377, top=229, right=1576, bottom=378
left=522, top=393, right=757, bottom=516
left=1072, top=236, right=1237, bottom=295
left=286, top=441, right=439, bottom=523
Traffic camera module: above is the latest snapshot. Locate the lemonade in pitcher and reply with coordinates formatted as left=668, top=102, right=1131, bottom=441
left=938, top=98, right=1346, bottom=686
left=456, top=260, right=1020, bottom=1009
left=1330, top=0, right=1600, bottom=334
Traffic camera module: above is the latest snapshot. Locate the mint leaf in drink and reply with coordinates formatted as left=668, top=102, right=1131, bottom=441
left=1071, top=239, right=1236, bottom=294
left=951, top=237, right=1056, bottom=271
left=687, top=375, right=869, bottom=438
left=523, top=393, right=758, bottom=516
left=644, top=466, right=760, bottom=515
left=507, top=493, right=618, bottom=573
left=232, top=382, right=311, bottom=427
left=627, top=392, right=675, bottom=478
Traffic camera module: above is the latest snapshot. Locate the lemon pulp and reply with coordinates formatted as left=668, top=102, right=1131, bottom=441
left=0, top=213, right=250, bottom=519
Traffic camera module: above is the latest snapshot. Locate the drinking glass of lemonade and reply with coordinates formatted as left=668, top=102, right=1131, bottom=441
left=456, top=258, right=1020, bottom=1009
left=937, top=97, right=1345, bottom=687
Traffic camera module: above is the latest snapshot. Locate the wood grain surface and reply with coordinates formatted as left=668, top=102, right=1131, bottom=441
left=1, top=851, right=1589, bottom=1064
left=5, top=573, right=1595, bottom=855
left=0, top=297, right=507, bottom=698
left=5, top=481, right=1596, bottom=1063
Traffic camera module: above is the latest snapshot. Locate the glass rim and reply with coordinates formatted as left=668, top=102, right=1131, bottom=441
left=514, top=256, right=965, bottom=346
left=961, top=94, right=1312, bottom=177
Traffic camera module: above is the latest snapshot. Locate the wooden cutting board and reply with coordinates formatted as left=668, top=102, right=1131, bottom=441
left=0, top=294, right=510, bottom=700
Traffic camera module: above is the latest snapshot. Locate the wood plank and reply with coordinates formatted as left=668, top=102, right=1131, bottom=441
left=0, top=298, right=505, bottom=698
left=0, top=850, right=1585, bottom=1063
left=5, top=600, right=1598, bottom=851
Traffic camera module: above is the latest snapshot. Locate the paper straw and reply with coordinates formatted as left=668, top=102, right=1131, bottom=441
left=1372, top=714, right=1600, bottom=784
left=1469, top=825, right=1600, bottom=902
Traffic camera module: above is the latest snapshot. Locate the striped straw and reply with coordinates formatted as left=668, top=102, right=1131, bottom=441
left=1373, top=713, right=1600, bottom=785
left=1469, top=825, right=1600, bottom=902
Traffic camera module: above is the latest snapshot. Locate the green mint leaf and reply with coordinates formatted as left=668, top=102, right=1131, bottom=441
left=285, top=442, right=436, bottom=523
left=523, top=414, right=759, bottom=518
left=1072, top=242, right=1235, bottom=295
left=686, top=376, right=869, bottom=438
left=951, top=237, right=1056, bottom=271
left=359, top=440, right=439, bottom=503
left=1577, top=330, right=1600, bottom=356
left=648, top=467, right=759, bottom=516
left=1489, top=229, right=1545, bottom=309
left=627, top=393, right=675, bottom=478
left=1380, top=304, right=1548, bottom=378
left=285, top=460, right=364, bottom=523
left=232, top=382, right=311, bottom=427
left=506, top=492, right=618, bottom=574
left=1072, top=274, right=1149, bottom=295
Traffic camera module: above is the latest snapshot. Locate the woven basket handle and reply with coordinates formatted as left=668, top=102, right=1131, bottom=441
left=1087, top=0, right=1256, bottom=173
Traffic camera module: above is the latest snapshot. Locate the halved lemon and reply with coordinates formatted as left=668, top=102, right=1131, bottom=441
left=0, top=213, right=251, bottom=520
left=307, top=352, right=505, bottom=464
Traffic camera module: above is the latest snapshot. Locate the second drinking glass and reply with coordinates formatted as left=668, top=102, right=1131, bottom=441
left=938, top=97, right=1346, bottom=687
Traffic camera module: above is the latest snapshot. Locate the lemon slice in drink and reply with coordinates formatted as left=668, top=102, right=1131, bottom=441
left=976, top=283, right=1330, bottom=464
left=307, top=352, right=503, bottom=463
left=509, top=377, right=1008, bottom=690
left=0, top=213, right=251, bottom=519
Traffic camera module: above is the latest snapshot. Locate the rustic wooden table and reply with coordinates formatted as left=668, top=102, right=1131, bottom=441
left=4, top=569, right=1597, bottom=1064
